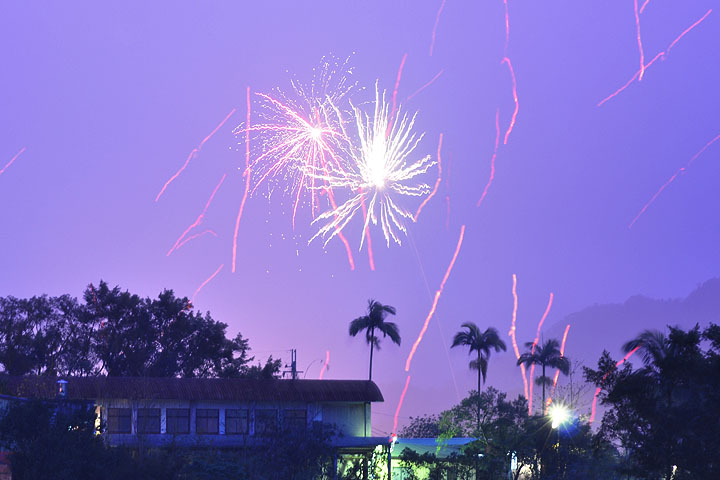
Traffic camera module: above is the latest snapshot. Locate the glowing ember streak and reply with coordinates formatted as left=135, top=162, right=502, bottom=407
left=503, top=0, right=510, bottom=54
left=414, top=133, right=443, bottom=221
left=597, top=52, right=662, bottom=106
left=639, top=0, right=651, bottom=14
left=405, top=225, right=465, bottom=371
left=546, top=324, right=571, bottom=413
left=167, top=174, right=226, bottom=256
left=388, top=53, right=408, bottom=137
left=629, top=131, right=720, bottom=228
left=528, top=293, right=554, bottom=414
left=360, top=197, right=375, bottom=270
left=509, top=274, right=529, bottom=400
left=501, top=57, right=519, bottom=145
left=406, top=69, right=444, bottom=103
left=176, top=229, right=218, bottom=251
left=590, top=345, right=641, bottom=423
left=392, top=374, right=411, bottom=435
left=191, top=263, right=224, bottom=304
left=232, top=88, right=252, bottom=273
left=330, top=188, right=357, bottom=270
left=0, top=147, right=26, bottom=177
left=0, top=147, right=26, bottom=175
left=478, top=109, right=500, bottom=206
left=318, top=350, right=330, bottom=379
left=634, top=0, right=645, bottom=81
left=598, top=10, right=712, bottom=106
left=311, top=84, right=435, bottom=248
left=429, top=0, right=447, bottom=56
left=155, top=110, right=235, bottom=202
left=665, top=9, right=712, bottom=56
left=0, top=146, right=26, bottom=177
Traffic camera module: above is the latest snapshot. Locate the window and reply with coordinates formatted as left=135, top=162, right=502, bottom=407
left=283, top=409, right=306, bottom=432
left=107, top=408, right=131, bottom=434
left=254, top=409, right=278, bottom=435
left=225, top=409, right=249, bottom=435
left=196, top=408, right=219, bottom=434
left=166, top=408, right=190, bottom=434
left=137, top=408, right=160, bottom=434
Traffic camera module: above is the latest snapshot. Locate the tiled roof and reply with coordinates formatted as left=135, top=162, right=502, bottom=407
left=0, top=376, right=383, bottom=403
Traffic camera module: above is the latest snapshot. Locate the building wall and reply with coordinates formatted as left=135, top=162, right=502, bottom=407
left=320, top=402, right=370, bottom=437
left=96, top=398, right=367, bottom=446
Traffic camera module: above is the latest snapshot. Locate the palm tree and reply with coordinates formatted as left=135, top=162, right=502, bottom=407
left=517, top=338, right=570, bottom=413
left=349, top=300, right=400, bottom=381
left=622, top=329, right=668, bottom=370
left=451, top=323, right=507, bottom=430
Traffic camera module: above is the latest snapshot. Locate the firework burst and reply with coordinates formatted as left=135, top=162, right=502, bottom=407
left=234, top=57, right=356, bottom=226
left=310, top=84, right=435, bottom=248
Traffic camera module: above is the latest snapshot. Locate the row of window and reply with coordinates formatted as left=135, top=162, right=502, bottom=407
left=107, top=407, right=306, bottom=435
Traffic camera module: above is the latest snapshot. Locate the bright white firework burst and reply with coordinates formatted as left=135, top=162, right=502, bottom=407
left=310, top=83, right=435, bottom=248
left=234, top=56, right=357, bottom=226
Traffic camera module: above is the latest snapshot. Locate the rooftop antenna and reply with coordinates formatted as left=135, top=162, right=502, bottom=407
left=283, top=349, right=302, bottom=380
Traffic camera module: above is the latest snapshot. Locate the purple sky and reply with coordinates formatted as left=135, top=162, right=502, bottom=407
left=1, top=1, right=719, bottom=435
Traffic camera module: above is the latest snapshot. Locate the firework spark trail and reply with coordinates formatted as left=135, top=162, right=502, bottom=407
left=503, top=0, right=510, bottom=54
left=634, top=0, right=646, bottom=81
left=598, top=10, right=712, bottom=107
left=502, top=57, right=519, bottom=145
left=392, top=375, right=412, bottom=435
left=232, top=88, right=252, bottom=273
left=478, top=109, right=501, bottom=207
left=406, top=230, right=462, bottom=402
left=0, top=147, right=26, bottom=177
left=429, top=0, right=447, bottom=56
left=639, top=0, right=652, bottom=14
left=328, top=187, right=357, bottom=270
left=176, top=229, right=218, bottom=251
left=359, top=197, right=375, bottom=270
left=405, top=225, right=466, bottom=372
left=310, top=85, right=435, bottom=248
left=191, top=263, right=224, bottom=304
left=414, top=133, right=443, bottom=221
left=665, top=9, right=712, bottom=55
left=509, top=274, right=530, bottom=400
left=546, top=324, right=571, bottom=413
left=155, top=110, right=236, bottom=202
left=528, top=293, right=554, bottom=414
left=406, top=70, right=444, bottom=103
left=387, top=53, right=408, bottom=137
left=167, top=174, right=226, bottom=256
left=318, top=350, right=330, bottom=379
left=590, top=345, right=641, bottom=423
left=597, top=52, right=663, bottom=107
left=629, top=131, right=720, bottom=228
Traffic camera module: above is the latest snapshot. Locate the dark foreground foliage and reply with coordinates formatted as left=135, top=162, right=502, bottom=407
left=585, top=323, right=720, bottom=480
left=0, top=280, right=281, bottom=378
left=0, top=399, right=337, bottom=480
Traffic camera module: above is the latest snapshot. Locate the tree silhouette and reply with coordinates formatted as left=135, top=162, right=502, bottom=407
left=451, top=322, right=506, bottom=430
left=517, top=338, right=570, bottom=413
left=348, top=300, right=400, bottom=381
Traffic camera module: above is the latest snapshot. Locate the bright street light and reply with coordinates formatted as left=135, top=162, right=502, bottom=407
left=548, top=404, right=571, bottom=429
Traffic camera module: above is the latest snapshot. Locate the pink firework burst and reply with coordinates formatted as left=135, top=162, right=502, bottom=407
left=234, top=57, right=357, bottom=229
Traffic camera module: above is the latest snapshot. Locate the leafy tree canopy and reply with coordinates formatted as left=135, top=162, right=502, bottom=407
left=0, top=280, right=279, bottom=379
